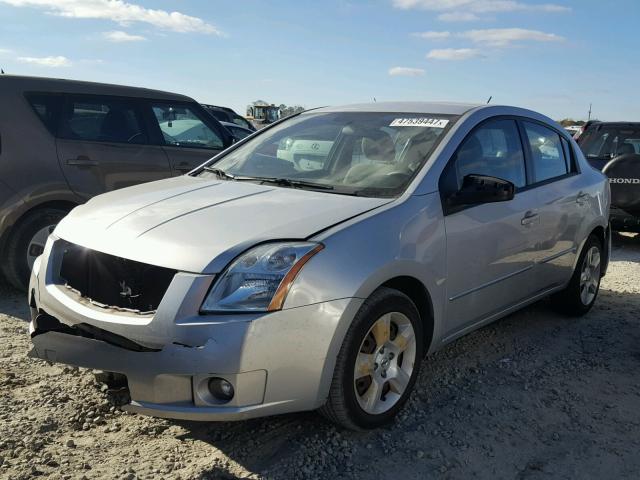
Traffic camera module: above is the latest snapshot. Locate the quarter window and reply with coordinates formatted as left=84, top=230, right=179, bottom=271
left=523, top=122, right=568, bottom=183
left=25, top=93, right=62, bottom=135
left=453, top=119, right=526, bottom=188
left=151, top=103, right=224, bottom=149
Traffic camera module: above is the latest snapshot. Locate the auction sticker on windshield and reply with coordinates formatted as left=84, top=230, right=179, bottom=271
left=390, top=118, right=449, bottom=128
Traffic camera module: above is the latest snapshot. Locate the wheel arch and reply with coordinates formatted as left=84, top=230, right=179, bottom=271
left=589, top=224, right=610, bottom=276
left=0, top=199, right=78, bottom=258
left=379, top=276, right=435, bottom=356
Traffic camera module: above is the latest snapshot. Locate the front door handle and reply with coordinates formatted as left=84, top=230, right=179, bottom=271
left=66, top=155, right=98, bottom=167
left=521, top=211, right=539, bottom=226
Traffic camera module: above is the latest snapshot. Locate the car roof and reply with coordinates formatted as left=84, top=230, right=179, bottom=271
left=0, top=74, right=193, bottom=102
left=220, top=121, right=250, bottom=130
left=202, top=104, right=235, bottom=113
left=587, top=121, right=640, bottom=127
left=313, top=101, right=482, bottom=116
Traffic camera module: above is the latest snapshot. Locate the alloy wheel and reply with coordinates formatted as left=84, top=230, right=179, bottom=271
left=353, top=312, right=417, bottom=415
left=579, top=245, right=601, bottom=306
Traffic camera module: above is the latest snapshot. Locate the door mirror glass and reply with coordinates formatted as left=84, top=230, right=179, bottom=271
left=448, top=174, right=515, bottom=206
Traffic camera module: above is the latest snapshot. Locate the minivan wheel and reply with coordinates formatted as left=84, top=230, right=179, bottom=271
left=320, top=287, right=423, bottom=430
left=2, top=208, right=67, bottom=291
left=550, top=234, right=602, bottom=316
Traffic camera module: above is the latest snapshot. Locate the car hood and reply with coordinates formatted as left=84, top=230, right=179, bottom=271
left=54, top=176, right=391, bottom=273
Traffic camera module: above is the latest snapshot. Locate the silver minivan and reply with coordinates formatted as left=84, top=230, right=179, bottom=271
left=28, top=102, right=610, bottom=430
left=0, top=75, right=233, bottom=290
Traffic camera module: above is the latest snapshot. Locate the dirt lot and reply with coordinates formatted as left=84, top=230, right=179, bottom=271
left=1, top=234, right=639, bottom=480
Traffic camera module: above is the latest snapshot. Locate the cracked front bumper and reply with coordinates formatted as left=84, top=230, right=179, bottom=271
left=28, top=238, right=362, bottom=421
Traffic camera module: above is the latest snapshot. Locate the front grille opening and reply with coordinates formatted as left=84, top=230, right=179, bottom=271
left=60, top=244, right=176, bottom=314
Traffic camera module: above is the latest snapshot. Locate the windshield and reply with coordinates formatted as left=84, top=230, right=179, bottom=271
left=577, top=125, right=640, bottom=159
left=200, top=112, right=457, bottom=197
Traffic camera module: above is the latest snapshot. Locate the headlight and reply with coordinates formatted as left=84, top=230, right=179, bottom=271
left=201, top=242, right=323, bottom=313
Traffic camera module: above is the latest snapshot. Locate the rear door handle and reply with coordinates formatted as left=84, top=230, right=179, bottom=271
left=576, top=192, right=589, bottom=205
left=521, top=211, right=539, bottom=226
left=66, top=156, right=99, bottom=167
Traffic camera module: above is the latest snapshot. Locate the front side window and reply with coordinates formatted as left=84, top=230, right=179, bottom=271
left=205, top=112, right=457, bottom=197
left=523, top=122, right=568, bottom=183
left=151, top=103, right=224, bottom=149
left=452, top=119, right=526, bottom=188
left=59, top=96, right=147, bottom=144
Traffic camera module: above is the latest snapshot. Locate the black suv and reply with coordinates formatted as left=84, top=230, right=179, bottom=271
left=576, top=122, right=640, bottom=232
left=201, top=105, right=256, bottom=132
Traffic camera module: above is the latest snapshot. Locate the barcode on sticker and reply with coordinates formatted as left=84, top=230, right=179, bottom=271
left=390, top=118, right=449, bottom=128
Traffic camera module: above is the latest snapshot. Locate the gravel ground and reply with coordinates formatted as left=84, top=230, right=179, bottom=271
left=1, top=233, right=639, bottom=480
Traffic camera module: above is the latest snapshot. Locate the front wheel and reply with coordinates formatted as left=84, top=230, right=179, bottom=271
left=551, top=234, right=603, bottom=316
left=320, top=287, right=424, bottom=430
left=2, top=208, right=67, bottom=291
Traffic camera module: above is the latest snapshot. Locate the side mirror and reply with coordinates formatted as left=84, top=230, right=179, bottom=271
left=448, top=174, right=515, bottom=207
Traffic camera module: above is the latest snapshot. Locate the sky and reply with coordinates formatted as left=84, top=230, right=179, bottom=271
left=0, top=0, right=638, bottom=121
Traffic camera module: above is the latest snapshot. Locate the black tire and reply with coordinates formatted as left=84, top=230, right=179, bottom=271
left=319, top=287, right=424, bottom=430
left=550, top=234, right=603, bottom=316
left=2, top=208, right=68, bottom=291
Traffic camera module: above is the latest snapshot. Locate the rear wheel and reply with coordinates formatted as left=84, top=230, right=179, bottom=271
left=2, top=208, right=68, bottom=291
left=551, top=234, right=602, bottom=316
left=320, top=287, right=423, bottom=430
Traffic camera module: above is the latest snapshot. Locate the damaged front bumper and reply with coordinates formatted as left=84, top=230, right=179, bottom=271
left=28, top=237, right=362, bottom=421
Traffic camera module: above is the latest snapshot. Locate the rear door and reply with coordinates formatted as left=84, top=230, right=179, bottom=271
left=521, top=121, right=583, bottom=289
left=56, top=94, right=172, bottom=200
left=442, top=119, right=540, bottom=337
left=145, top=101, right=229, bottom=174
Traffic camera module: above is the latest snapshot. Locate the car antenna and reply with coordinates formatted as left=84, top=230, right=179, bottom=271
left=486, top=96, right=492, bottom=104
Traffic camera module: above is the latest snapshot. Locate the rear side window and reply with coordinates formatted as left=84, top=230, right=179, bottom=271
left=523, top=122, right=568, bottom=183
left=25, top=93, right=62, bottom=135
left=206, top=108, right=230, bottom=123
left=59, top=96, right=147, bottom=144
left=578, top=125, right=640, bottom=159
left=453, top=119, right=526, bottom=188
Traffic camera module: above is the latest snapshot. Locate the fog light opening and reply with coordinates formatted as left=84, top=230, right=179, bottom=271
left=208, top=377, right=234, bottom=402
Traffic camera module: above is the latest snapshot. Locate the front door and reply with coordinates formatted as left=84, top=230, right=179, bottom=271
left=441, top=118, right=539, bottom=338
left=147, top=101, right=228, bottom=174
left=56, top=94, right=171, bottom=200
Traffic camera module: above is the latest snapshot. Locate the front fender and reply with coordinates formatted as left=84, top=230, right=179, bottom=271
left=286, top=193, right=447, bottom=352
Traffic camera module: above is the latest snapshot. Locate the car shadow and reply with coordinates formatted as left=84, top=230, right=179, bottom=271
left=0, top=279, right=30, bottom=322
left=167, top=283, right=640, bottom=479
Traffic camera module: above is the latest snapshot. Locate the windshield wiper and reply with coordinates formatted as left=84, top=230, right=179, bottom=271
left=239, top=176, right=334, bottom=191
left=202, top=168, right=335, bottom=191
left=202, top=166, right=236, bottom=180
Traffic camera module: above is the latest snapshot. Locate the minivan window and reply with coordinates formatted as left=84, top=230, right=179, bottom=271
left=25, top=93, right=62, bottom=135
left=207, top=112, right=457, bottom=197
left=523, top=122, right=568, bottom=183
left=59, top=96, right=147, bottom=144
left=152, top=103, right=224, bottom=150
left=453, top=119, right=526, bottom=188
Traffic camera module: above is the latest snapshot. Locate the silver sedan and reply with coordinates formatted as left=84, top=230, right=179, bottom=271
left=28, top=102, right=610, bottom=429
